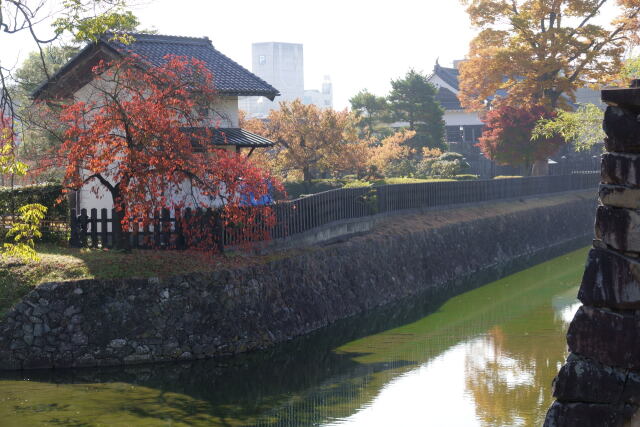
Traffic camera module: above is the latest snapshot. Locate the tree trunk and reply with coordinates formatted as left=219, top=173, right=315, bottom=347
left=303, top=166, right=312, bottom=182
left=531, top=159, right=549, bottom=176
left=109, top=186, right=130, bottom=251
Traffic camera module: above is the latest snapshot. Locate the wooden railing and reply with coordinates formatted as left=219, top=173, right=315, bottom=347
left=66, top=173, right=600, bottom=250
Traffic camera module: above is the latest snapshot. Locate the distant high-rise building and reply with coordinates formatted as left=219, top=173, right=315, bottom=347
left=239, top=42, right=332, bottom=118
left=303, top=75, right=333, bottom=109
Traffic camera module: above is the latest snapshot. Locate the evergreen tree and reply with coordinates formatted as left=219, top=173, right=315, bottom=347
left=349, top=89, right=389, bottom=137
left=388, top=70, right=445, bottom=151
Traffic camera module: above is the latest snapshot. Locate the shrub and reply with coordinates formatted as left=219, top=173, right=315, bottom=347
left=2, top=204, right=47, bottom=261
left=343, top=180, right=373, bottom=189
left=0, top=183, right=67, bottom=218
left=382, top=158, right=419, bottom=177
left=415, top=152, right=470, bottom=179
left=455, top=174, right=479, bottom=180
left=283, top=180, right=344, bottom=199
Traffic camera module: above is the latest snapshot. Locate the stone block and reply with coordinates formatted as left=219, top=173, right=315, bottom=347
left=0, top=352, right=21, bottom=370
left=553, top=355, right=626, bottom=403
left=622, top=371, right=640, bottom=404
left=71, top=332, right=88, bottom=346
left=602, top=87, right=640, bottom=109
left=604, top=106, right=640, bottom=153
left=602, top=153, right=640, bottom=187
left=544, top=401, right=633, bottom=427
left=108, top=338, right=127, bottom=349
left=595, top=206, right=640, bottom=253
left=567, top=305, right=640, bottom=369
left=123, top=353, right=151, bottom=364
left=579, top=247, right=640, bottom=309
left=601, top=184, right=640, bottom=209
left=22, top=355, right=53, bottom=370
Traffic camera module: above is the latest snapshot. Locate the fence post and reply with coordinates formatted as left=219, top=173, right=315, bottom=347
left=213, top=208, right=225, bottom=253
left=69, top=209, right=80, bottom=248
left=152, top=210, right=160, bottom=248
left=100, top=208, right=108, bottom=248
left=111, top=208, right=122, bottom=250
left=175, top=208, right=185, bottom=250
left=161, top=208, right=171, bottom=248
left=78, top=209, right=88, bottom=248
left=90, top=208, right=98, bottom=248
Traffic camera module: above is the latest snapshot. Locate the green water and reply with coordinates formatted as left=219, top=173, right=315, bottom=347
left=0, top=247, right=588, bottom=427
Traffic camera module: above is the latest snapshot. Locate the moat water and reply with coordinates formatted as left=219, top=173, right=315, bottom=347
left=0, top=247, right=588, bottom=426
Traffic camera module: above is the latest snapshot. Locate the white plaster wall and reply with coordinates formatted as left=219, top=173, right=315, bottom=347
left=72, top=74, right=241, bottom=212
left=210, top=96, right=238, bottom=127
left=444, top=111, right=483, bottom=126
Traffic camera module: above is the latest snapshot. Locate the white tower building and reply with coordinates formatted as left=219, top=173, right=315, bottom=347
left=240, top=43, right=333, bottom=118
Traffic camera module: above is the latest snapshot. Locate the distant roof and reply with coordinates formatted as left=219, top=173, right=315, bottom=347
left=436, top=86, right=462, bottom=110
left=212, top=128, right=274, bottom=148
left=33, top=32, right=280, bottom=100
left=183, top=127, right=275, bottom=148
left=433, top=63, right=460, bottom=91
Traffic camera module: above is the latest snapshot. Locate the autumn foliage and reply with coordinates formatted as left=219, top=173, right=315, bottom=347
left=477, top=105, right=565, bottom=174
left=242, top=100, right=415, bottom=180
left=54, top=55, right=280, bottom=249
left=459, top=0, right=640, bottom=110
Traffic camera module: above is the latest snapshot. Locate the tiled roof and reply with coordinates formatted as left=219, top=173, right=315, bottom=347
left=436, top=86, right=462, bottom=110
left=103, top=33, right=279, bottom=99
left=434, top=63, right=460, bottom=91
left=212, top=128, right=274, bottom=147
left=184, top=127, right=275, bottom=148
left=33, top=32, right=280, bottom=100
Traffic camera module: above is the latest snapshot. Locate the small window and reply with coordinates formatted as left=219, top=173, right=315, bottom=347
left=259, top=55, right=267, bottom=65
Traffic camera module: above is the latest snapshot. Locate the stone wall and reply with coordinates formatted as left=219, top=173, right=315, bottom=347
left=0, top=191, right=595, bottom=371
left=545, top=84, right=640, bottom=427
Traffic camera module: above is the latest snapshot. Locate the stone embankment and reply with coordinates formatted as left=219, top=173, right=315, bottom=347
left=545, top=84, right=640, bottom=427
left=0, top=191, right=595, bottom=370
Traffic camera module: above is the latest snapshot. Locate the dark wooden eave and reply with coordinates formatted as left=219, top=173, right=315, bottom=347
left=32, top=32, right=281, bottom=101
left=32, top=42, right=121, bottom=100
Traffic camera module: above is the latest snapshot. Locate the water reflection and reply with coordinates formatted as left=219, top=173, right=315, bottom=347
left=0, top=245, right=587, bottom=426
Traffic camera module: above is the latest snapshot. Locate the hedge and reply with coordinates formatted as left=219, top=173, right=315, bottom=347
left=0, top=183, right=67, bottom=218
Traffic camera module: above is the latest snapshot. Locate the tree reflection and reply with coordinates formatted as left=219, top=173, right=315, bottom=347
left=464, top=305, right=571, bottom=427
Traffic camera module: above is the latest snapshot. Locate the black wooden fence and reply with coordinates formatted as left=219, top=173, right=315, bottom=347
left=69, top=172, right=600, bottom=250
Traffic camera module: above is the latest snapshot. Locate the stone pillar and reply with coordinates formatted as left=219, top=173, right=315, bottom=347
left=545, top=81, right=640, bottom=426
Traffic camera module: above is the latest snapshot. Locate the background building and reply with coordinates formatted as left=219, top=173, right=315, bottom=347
left=240, top=42, right=333, bottom=118
left=303, top=75, right=333, bottom=109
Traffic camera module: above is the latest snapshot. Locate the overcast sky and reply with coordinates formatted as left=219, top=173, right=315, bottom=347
left=3, top=1, right=624, bottom=110
left=131, top=0, right=477, bottom=109
left=1, top=0, right=477, bottom=110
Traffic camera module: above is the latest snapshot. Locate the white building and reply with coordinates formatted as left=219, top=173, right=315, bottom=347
left=239, top=42, right=333, bottom=118
left=427, top=61, right=484, bottom=152
left=33, top=32, right=279, bottom=213
left=303, top=75, right=333, bottom=109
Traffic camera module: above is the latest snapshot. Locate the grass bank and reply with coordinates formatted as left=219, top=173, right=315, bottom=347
left=0, top=244, right=297, bottom=318
left=284, top=175, right=478, bottom=198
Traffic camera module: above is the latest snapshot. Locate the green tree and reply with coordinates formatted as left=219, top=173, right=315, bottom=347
left=532, top=104, right=605, bottom=153
left=388, top=70, right=446, bottom=151
left=1, top=0, right=140, bottom=123
left=0, top=1, right=141, bottom=258
left=14, top=45, right=81, bottom=95
left=10, top=45, right=82, bottom=183
left=349, top=89, right=389, bottom=137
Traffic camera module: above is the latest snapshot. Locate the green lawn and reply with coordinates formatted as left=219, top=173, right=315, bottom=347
left=284, top=175, right=479, bottom=198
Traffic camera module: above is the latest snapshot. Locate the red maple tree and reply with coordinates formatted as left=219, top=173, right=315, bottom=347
left=54, top=55, right=280, bottom=250
left=477, top=105, right=565, bottom=176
